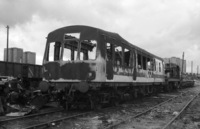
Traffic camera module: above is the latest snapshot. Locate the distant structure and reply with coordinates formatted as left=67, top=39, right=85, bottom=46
left=23, top=51, right=36, bottom=64
left=4, top=47, right=23, bottom=63
left=163, top=57, right=186, bottom=73
left=4, top=47, right=36, bottom=64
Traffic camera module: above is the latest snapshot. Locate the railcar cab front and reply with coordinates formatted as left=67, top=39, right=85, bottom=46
left=42, top=26, right=108, bottom=93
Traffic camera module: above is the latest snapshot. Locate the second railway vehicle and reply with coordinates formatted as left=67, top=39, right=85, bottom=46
left=39, top=25, right=193, bottom=109
left=0, top=61, right=42, bottom=87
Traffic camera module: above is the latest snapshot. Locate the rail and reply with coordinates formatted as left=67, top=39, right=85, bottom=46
left=0, top=109, right=63, bottom=123
left=105, top=91, right=191, bottom=129
left=162, top=93, right=199, bottom=129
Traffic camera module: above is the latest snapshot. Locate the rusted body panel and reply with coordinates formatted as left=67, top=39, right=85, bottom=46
left=43, top=58, right=106, bottom=82
left=44, top=61, right=96, bottom=81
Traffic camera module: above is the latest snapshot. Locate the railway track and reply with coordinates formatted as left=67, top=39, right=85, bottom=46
left=165, top=87, right=200, bottom=129
left=0, top=108, right=63, bottom=123
left=0, top=108, right=91, bottom=129
left=45, top=89, right=193, bottom=129
left=0, top=87, right=195, bottom=129
left=105, top=87, right=200, bottom=129
left=161, top=93, right=199, bottom=129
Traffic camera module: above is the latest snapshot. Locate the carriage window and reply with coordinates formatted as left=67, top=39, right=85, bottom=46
left=48, top=42, right=62, bottom=61
left=124, top=48, right=131, bottom=67
left=159, top=62, right=161, bottom=72
left=143, top=56, right=147, bottom=70
left=115, top=46, right=122, bottom=66
left=137, top=54, right=142, bottom=69
left=156, top=61, right=159, bottom=72
left=106, top=42, right=113, bottom=61
left=63, top=40, right=78, bottom=61
left=153, top=59, right=156, bottom=71
left=132, top=50, right=136, bottom=68
left=64, top=33, right=80, bottom=40
left=80, top=52, right=84, bottom=60
left=80, top=40, right=97, bottom=60
left=147, top=58, right=151, bottom=70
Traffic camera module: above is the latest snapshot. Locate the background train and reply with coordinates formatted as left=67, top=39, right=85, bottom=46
left=0, top=61, right=43, bottom=113
left=38, top=25, right=195, bottom=109
left=0, top=61, right=42, bottom=87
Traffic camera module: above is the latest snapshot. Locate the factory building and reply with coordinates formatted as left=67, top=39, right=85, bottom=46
left=4, top=47, right=36, bottom=64
left=163, top=57, right=186, bottom=73
left=4, top=47, right=23, bottom=63
left=23, top=51, right=36, bottom=64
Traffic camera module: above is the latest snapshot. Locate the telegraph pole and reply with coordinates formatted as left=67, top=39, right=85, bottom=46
left=6, top=25, right=9, bottom=75
left=6, top=25, right=9, bottom=62
left=181, top=52, right=184, bottom=75
left=181, top=52, right=184, bottom=83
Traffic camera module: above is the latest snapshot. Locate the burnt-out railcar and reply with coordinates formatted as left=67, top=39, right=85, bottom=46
left=40, top=25, right=166, bottom=109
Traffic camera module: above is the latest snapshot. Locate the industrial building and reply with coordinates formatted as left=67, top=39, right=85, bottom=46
left=163, top=57, right=186, bottom=73
left=4, top=47, right=23, bottom=63
left=4, top=47, right=36, bottom=64
left=23, top=51, right=36, bottom=64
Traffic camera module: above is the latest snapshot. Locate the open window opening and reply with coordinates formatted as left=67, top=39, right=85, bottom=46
left=106, top=42, right=113, bottom=61
left=124, top=48, right=131, bottom=67
left=156, top=61, right=159, bottom=72
left=64, top=33, right=80, bottom=40
left=132, top=50, right=136, bottom=68
left=63, top=40, right=78, bottom=61
left=137, top=54, right=142, bottom=69
left=147, top=58, right=151, bottom=70
left=47, top=42, right=62, bottom=61
left=114, top=46, right=123, bottom=66
left=80, top=40, right=97, bottom=60
left=142, top=56, right=147, bottom=70
left=159, top=62, right=161, bottom=72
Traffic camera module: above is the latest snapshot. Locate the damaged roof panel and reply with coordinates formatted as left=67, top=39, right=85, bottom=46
left=47, top=25, right=163, bottom=60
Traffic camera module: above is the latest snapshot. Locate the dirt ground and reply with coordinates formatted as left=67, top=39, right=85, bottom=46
left=116, top=80, right=200, bottom=129
left=170, top=81, right=200, bottom=129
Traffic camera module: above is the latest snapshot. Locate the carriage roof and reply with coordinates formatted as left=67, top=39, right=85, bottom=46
left=47, top=25, right=163, bottom=61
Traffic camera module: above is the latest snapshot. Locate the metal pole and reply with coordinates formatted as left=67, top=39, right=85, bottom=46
left=6, top=25, right=9, bottom=62
left=181, top=52, right=184, bottom=82
left=6, top=25, right=9, bottom=76
left=181, top=52, right=184, bottom=74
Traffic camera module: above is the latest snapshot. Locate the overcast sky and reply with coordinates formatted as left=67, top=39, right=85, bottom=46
left=0, top=0, right=200, bottom=73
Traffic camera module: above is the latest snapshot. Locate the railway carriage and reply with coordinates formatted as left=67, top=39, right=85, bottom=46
left=40, top=25, right=166, bottom=109
left=0, top=61, right=42, bottom=87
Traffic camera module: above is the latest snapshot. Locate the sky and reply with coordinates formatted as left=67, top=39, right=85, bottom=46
left=0, top=0, right=200, bottom=73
